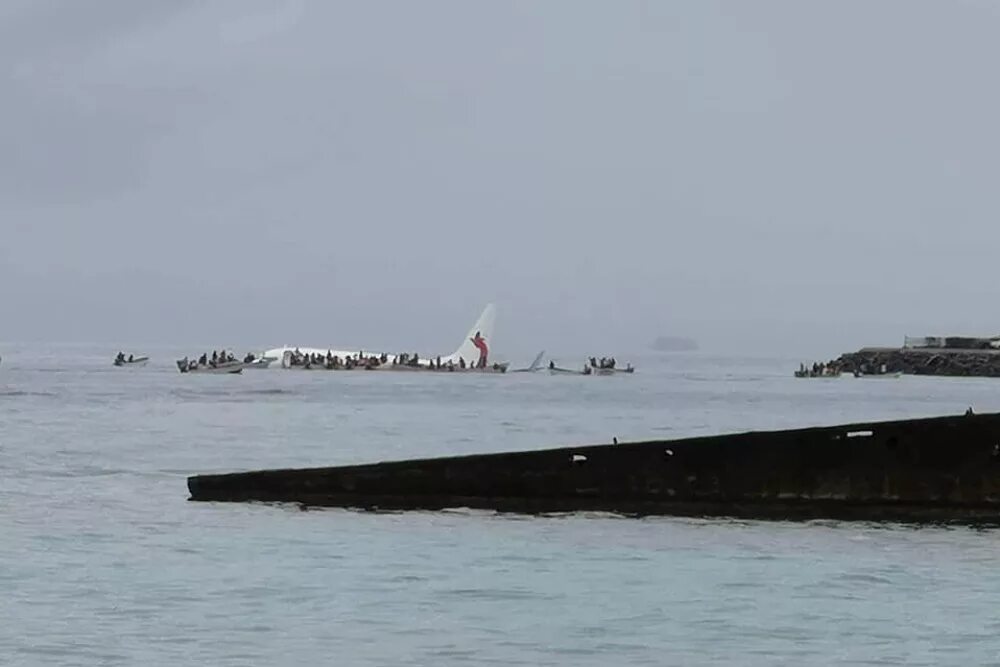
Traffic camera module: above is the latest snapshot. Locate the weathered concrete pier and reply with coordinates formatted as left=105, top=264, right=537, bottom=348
left=189, top=413, right=1000, bottom=522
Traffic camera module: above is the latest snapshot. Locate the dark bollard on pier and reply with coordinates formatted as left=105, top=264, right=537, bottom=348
left=188, top=412, right=1000, bottom=523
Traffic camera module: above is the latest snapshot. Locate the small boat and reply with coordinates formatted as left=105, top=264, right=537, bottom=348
left=114, top=355, right=149, bottom=368
left=176, top=358, right=246, bottom=374
left=550, top=361, right=635, bottom=376
left=582, top=356, right=634, bottom=375
left=853, top=370, right=903, bottom=379
left=794, top=370, right=842, bottom=378
left=590, top=366, right=635, bottom=376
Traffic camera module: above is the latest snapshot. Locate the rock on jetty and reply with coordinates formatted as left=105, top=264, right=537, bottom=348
left=837, top=347, right=1000, bottom=377
left=189, top=412, right=1000, bottom=523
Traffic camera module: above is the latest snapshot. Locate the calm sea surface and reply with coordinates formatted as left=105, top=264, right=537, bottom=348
left=4, top=344, right=1000, bottom=665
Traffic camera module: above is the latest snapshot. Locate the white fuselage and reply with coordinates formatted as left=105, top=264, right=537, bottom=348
left=258, top=304, right=498, bottom=371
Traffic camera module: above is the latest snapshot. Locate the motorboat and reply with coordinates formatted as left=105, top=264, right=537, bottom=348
left=590, top=366, right=635, bottom=376
left=176, top=358, right=246, bottom=374
left=401, top=362, right=510, bottom=374
left=584, top=357, right=633, bottom=375
left=550, top=362, right=633, bottom=376
left=114, top=354, right=149, bottom=368
left=794, top=370, right=842, bottom=378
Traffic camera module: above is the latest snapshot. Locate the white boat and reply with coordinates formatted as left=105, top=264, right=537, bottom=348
left=854, top=371, right=903, bottom=379
left=590, top=366, right=635, bottom=376
left=379, top=361, right=510, bottom=373
left=550, top=363, right=634, bottom=376
left=794, top=370, right=842, bottom=378
left=584, top=357, right=634, bottom=375
left=176, top=358, right=246, bottom=374
left=114, top=355, right=149, bottom=368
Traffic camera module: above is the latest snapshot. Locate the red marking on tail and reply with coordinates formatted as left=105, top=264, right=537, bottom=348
left=471, top=331, right=488, bottom=368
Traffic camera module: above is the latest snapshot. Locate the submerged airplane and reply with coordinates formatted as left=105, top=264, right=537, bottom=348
left=257, top=303, right=501, bottom=370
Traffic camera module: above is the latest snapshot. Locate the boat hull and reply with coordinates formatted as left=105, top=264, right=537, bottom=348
left=550, top=366, right=633, bottom=376
left=176, top=360, right=246, bottom=374
left=114, top=357, right=149, bottom=368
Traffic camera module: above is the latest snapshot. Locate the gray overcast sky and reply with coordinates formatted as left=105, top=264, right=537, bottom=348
left=3, top=1, right=1000, bottom=357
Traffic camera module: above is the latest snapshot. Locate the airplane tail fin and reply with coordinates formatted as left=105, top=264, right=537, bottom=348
left=447, top=304, right=496, bottom=364
left=528, top=350, right=545, bottom=371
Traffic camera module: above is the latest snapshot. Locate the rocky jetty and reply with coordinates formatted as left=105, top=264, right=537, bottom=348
left=837, top=347, right=1000, bottom=377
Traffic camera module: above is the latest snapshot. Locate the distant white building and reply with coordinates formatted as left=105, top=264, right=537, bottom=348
left=903, top=335, right=1000, bottom=350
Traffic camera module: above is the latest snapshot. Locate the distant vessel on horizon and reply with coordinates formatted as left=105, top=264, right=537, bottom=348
left=650, top=335, right=698, bottom=352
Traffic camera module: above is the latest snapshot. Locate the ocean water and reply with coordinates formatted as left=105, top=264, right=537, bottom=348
left=4, top=344, right=1000, bottom=666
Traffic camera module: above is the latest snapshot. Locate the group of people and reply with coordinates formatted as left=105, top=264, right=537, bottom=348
left=286, top=349, right=500, bottom=372
left=176, top=349, right=249, bottom=372
left=796, top=361, right=842, bottom=378
left=115, top=352, right=136, bottom=364
left=288, top=349, right=387, bottom=371
left=391, top=353, right=490, bottom=371
left=546, top=356, right=633, bottom=375
left=197, top=350, right=238, bottom=367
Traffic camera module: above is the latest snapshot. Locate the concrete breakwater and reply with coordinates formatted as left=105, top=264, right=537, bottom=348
left=189, top=412, right=1000, bottom=523
left=837, top=347, right=1000, bottom=377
